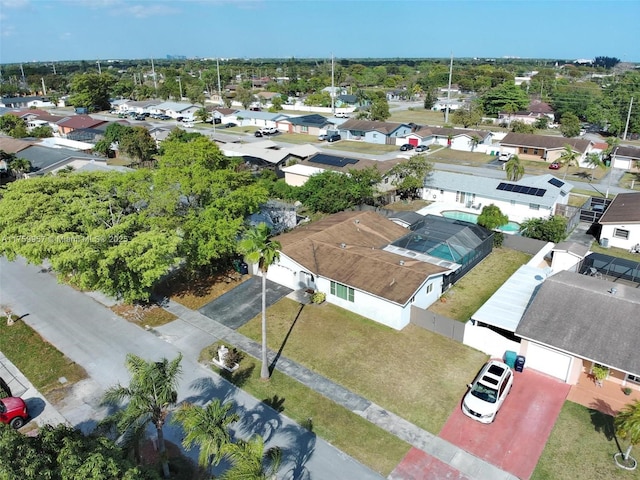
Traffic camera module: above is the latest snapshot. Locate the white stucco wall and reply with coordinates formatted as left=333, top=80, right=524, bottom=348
left=599, top=224, right=640, bottom=250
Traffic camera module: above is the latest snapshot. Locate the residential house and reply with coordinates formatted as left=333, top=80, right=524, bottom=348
left=515, top=270, right=640, bottom=391
left=220, top=140, right=318, bottom=177
left=499, top=132, right=592, bottom=165
left=611, top=145, right=640, bottom=171
left=0, top=136, right=35, bottom=154
left=116, top=99, right=161, bottom=114
left=150, top=101, right=199, bottom=120
left=597, top=192, right=640, bottom=251
left=422, top=171, right=573, bottom=223
left=56, top=116, right=108, bottom=137
left=207, top=107, right=239, bottom=124
left=336, top=94, right=358, bottom=107
left=497, top=111, right=550, bottom=126
left=432, top=98, right=467, bottom=112
left=0, top=96, right=54, bottom=109
left=278, top=114, right=335, bottom=136
left=14, top=145, right=105, bottom=176
left=230, top=110, right=289, bottom=129
left=407, top=126, right=492, bottom=152
left=266, top=210, right=473, bottom=330
left=338, top=119, right=412, bottom=145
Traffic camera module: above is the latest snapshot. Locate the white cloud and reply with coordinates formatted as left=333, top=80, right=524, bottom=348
left=122, top=4, right=179, bottom=18
left=0, top=0, right=30, bottom=8
left=1, top=24, right=16, bottom=37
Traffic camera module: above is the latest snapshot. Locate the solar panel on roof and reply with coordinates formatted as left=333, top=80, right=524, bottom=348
left=535, top=189, right=546, bottom=197
left=308, top=154, right=359, bottom=167
left=496, top=182, right=547, bottom=197
left=548, top=178, right=564, bottom=188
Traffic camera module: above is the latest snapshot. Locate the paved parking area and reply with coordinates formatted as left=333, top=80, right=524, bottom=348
left=438, top=368, right=570, bottom=480
left=389, top=448, right=471, bottom=480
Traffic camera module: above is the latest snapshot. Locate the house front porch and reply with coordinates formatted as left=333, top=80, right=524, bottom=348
left=567, top=370, right=640, bottom=416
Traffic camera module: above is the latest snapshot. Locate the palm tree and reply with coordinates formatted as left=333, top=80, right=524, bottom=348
left=9, top=157, right=31, bottom=178
left=504, top=154, right=525, bottom=182
left=220, top=435, right=281, bottom=480
left=171, top=399, right=240, bottom=471
left=469, top=135, right=481, bottom=152
left=238, top=223, right=281, bottom=380
left=558, top=144, right=580, bottom=180
left=102, top=353, right=183, bottom=479
left=615, top=399, right=640, bottom=464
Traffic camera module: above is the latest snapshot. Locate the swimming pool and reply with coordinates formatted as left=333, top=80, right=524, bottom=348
left=441, top=210, right=521, bottom=233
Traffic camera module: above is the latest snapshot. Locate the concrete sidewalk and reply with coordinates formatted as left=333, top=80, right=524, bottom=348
left=159, top=298, right=519, bottom=480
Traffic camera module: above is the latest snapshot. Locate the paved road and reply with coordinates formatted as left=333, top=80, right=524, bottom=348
left=0, top=257, right=383, bottom=480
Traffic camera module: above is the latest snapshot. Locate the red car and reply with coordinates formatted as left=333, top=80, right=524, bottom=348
left=549, top=162, right=561, bottom=170
left=0, top=397, right=28, bottom=429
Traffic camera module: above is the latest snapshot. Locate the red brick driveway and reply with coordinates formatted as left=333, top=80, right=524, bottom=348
left=439, top=368, right=570, bottom=480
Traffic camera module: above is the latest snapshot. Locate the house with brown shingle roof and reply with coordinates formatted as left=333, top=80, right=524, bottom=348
left=597, top=192, right=640, bottom=251
left=611, top=145, right=640, bottom=171
left=265, top=210, right=477, bottom=330
left=337, top=119, right=412, bottom=144
left=500, top=132, right=592, bottom=165
left=56, top=115, right=107, bottom=136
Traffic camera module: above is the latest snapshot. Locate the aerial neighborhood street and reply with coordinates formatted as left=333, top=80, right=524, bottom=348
left=1, top=1, right=640, bottom=479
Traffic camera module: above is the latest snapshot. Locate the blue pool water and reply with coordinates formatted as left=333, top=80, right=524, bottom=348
left=441, top=210, right=521, bottom=233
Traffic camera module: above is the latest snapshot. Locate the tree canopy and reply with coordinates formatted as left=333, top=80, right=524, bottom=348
left=389, top=155, right=433, bottom=199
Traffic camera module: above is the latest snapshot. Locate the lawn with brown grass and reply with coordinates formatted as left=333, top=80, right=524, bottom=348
left=237, top=299, right=487, bottom=435
left=155, top=271, right=250, bottom=310
left=0, top=316, right=86, bottom=396
left=385, top=199, right=431, bottom=211
left=111, top=304, right=177, bottom=328
left=429, top=247, right=532, bottom=321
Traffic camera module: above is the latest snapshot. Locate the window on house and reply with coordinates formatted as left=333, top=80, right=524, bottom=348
left=301, top=126, right=308, bottom=133
left=426, top=283, right=433, bottom=294
left=613, top=228, right=629, bottom=239
left=627, top=374, right=640, bottom=384
left=511, top=200, right=516, bottom=206
left=529, top=204, right=540, bottom=210
left=440, top=189, right=444, bottom=194
left=533, top=148, right=539, bottom=155
left=330, top=281, right=354, bottom=302
left=523, top=147, right=529, bottom=154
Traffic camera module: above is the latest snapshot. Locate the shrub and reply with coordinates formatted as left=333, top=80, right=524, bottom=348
left=311, top=292, right=326, bottom=304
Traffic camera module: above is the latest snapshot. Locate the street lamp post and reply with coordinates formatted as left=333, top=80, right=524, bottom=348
left=605, top=146, right=618, bottom=199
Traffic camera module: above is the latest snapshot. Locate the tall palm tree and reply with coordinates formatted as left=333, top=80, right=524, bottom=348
left=9, top=157, right=31, bottom=178
left=558, top=144, right=580, bottom=180
left=220, top=435, right=281, bottom=480
left=171, top=399, right=240, bottom=471
left=102, top=353, right=183, bottom=479
left=504, top=154, right=525, bottom=182
left=615, top=399, right=640, bottom=463
left=238, top=223, right=281, bottom=380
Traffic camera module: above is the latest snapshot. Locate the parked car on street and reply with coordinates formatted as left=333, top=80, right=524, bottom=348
left=335, top=112, right=350, bottom=118
left=415, top=145, right=429, bottom=152
left=0, top=397, right=28, bottom=429
left=327, top=133, right=341, bottom=142
left=499, top=152, right=513, bottom=161
left=400, top=144, right=414, bottom=151
left=318, top=134, right=327, bottom=141
left=462, top=360, right=513, bottom=424
left=548, top=162, right=561, bottom=170
left=223, top=123, right=237, bottom=128
left=259, top=127, right=278, bottom=135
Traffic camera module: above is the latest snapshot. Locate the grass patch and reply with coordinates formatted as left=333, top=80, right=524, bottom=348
left=385, top=199, right=431, bottom=211
left=429, top=247, right=532, bottom=321
left=323, top=141, right=399, bottom=155
left=532, top=401, right=638, bottom=480
left=271, top=132, right=325, bottom=145
left=0, top=316, right=87, bottom=396
left=199, top=344, right=410, bottom=476
left=428, top=147, right=497, bottom=165
left=155, top=270, right=250, bottom=310
left=620, top=172, right=640, bottom=190
left=111, top=303, right=177, bottom=328
left=589, top=243, right=640, bottom=262
left=237, top=299, right=487, bottom=435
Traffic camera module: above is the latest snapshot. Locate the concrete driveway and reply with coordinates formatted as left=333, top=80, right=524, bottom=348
left=198, top=276, right=292, bottom=329
left=438, top=368, right=570, bottom=480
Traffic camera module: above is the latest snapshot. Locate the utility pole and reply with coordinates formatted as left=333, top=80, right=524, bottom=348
left=151, top=57, right=158, bottom=95
left=623, top=96, right=633, bottom=141
left=331, top=53, right=335, bottom=115
left=216, top=57, right=222, bottom=106
left=177, top=76, right=183, bottom=100
left=96, top=60, right=101, bottom=75
left=606, top=147, right=618, bottom=199
left=41, top=77, right=47, bottom=95
left=52, top=63, right=56, bottom=75
left=444, top=53, right=453, bottom=124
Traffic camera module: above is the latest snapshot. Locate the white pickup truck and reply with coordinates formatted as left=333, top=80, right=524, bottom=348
left=258, top=127, right=278, bottom=135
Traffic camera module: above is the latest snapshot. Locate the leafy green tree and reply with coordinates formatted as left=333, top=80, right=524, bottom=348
left=520, top=216, right=567, bottom=243
left=558, top=144, right=580, bottom=180
left=238, top=223, right=281, bottom=380
left=295, top=170, right=368, bottom=213
left=480, top=82, right=530, bottom=116
left=30, top=125, right=53, bottom=138
left=304, top=91, right=332, bottom=107
left=369, top=95, right=390, bottom=121
left=195, top=107, right=209, bottom=123
left=0, top=114, right=28, bottom=138
left=172, top=400, right=239, bottom=470
left=0, top=423, right=159, bottom=480
left=452, top=105, right=483, bottom=128
left=533, top=117, right=550, bottom=130
left=389, top=155, right=434, bottom=200
left=119, top=126, right=157, bottom=164
left=269, top=95, right=283, bottom=112
left=559, top=112, right=581, bottom=138
left=8, top=157, right=31, bottom=178
left=220, top=435, right=281, bottom=480
left=69, top=72, right=115, bottom=112
left=510, top=120, right=536, bottom=134
left=477, top=204, right=508, bottom=230
left=235, top=86, right=256, bottom=109
left=102, top=354, right=183, bottom=479
left=423, top=89, right=437, bottom=110
left=504, top=154, right=525, bottom=181
left=615, top=400, right=640, bottom=465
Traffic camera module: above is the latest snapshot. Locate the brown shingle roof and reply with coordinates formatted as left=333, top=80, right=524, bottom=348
left=274, top=211, right=448, bottom=305
left=599, top=192, right=640, bottom=224
left=56, top=115, right=107, bottom=129
left=616, top=146, right=640, bottom=160
left=501, top=133, right=591, bottom=153
left=0, top=136, right=34, bottom=153
left=414, top=126, right=490, bottom=140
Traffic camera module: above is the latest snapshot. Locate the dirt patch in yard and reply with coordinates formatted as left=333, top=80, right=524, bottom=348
left=154, top=270, right=250, bottom=310
left=111, top=303, right=178, bottom=328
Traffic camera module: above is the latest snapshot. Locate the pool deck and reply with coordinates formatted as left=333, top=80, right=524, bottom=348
left=417, top=202, right=520, bottom=233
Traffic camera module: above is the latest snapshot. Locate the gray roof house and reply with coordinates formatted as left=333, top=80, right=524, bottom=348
left=597, top=192, right=640, bottom=251
left=278, top=114, right=335, bottom=135
left=500, top=132, right=593, bottom=165
left=515, top=270, right=640, bottom=386
left=338, top=119, right=412, bottom=145
left=611, top=145, right=640, bottom=170
left=422, top=171, right=573, bottom=224
left=15, top=145, right=105, bottom=176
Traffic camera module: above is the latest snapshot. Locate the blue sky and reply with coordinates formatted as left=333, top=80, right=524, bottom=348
left=1, top=0, right=639, bottom=64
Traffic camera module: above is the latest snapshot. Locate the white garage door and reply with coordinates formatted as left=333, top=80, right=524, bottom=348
left=525, top=343, right=572, bottom=382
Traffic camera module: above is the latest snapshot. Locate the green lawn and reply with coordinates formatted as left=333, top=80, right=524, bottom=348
left=0, top=316, right=87, bottom=397
left=200, top=344, right=410, bottom=476
left=428, top=247, right=532, bottom=321
left=532, top=401, right=640, bottom=480
left=237, top=299, right=487, bottom=435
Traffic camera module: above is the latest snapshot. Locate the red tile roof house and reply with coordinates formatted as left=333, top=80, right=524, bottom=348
left=500, top=132, right=593, bottom=166
left=56, top=115, right=107, bottom=137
